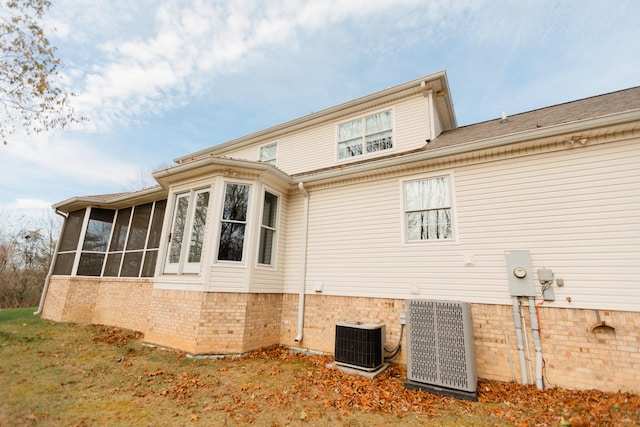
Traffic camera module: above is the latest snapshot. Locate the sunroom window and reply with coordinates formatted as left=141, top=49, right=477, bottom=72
left=52, top=209, right=86, bottom=275
left=52, top=200, right=168, bottom=278
left=338, top=110, right=393, bottom=159
left=77, top=208, right=115, bottom=276
left=218, top=183, right=250, bottom=262
left=404, top=175, right=453, bottom=241
left=258, top=191, right=278, bottom=265
left=104, top=200, right=166, bottom=278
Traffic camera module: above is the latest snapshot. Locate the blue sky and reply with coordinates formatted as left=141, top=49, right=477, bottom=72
left=1, top=0, right=639, bottom=227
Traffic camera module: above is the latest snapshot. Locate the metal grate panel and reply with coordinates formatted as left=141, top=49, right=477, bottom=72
left=334, top=322, right=385, bottom=371
left=406, top=300, right=477, bottom=394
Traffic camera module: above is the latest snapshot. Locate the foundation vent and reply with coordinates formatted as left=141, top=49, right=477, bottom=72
left=405, top=299, right=477, bottom=401
left=334, top=322, right=385, bottom=371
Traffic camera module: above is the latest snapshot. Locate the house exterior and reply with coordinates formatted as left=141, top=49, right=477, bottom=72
left=39, top=70, right=640, bottom=393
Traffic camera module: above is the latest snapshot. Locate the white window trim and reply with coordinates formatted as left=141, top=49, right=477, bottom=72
left=256, top=187, right=281, bottom=269
left=215, top=180, right=253, bottom=265
left=336, top=108, right=395, bottom=162
left=400, top=172, right=459, bottom=244
left=163, top=186, right=211, bottom=275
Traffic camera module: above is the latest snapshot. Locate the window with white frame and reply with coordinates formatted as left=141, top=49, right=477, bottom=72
left=217, top=183, right=250, bottom=262
left=338, top=110, right=393, bottom=159
left=164, top=189, right=210, bottom=274
left=404, top=175, right=453, bottom=241
left=259, top=142, right=278, bottom=165
left=258, top=191, right=278, bottom=265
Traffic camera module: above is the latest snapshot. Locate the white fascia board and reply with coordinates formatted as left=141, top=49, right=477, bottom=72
left=53, top=186, right=167, bottom=213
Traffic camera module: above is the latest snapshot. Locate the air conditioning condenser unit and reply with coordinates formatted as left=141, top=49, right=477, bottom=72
left=334, top=322, right=385, bottom=372
left=405, top=299, right=477, bottom=401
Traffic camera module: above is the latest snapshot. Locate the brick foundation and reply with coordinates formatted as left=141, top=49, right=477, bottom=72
left=41, top=281, right=640, bottom=393
left=144, top=290, right=283, bottom=355
left=41, top=276, right=153, bottom=331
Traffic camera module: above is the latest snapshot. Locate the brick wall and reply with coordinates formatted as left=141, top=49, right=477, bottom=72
left=92, top=279, right=154, bottom=332
left=41, top=277, right=99, bottom=324
left=40, top=276, right=71, bottom=322
left=41, top=276, right=153, bottom=332
left=283, top=294, right=640, bottom=393
left=144, top=291, right=283, bottom=355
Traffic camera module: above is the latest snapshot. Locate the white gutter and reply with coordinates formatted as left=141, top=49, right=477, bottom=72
left=34, top=209, right=67, bottom=316
left=294, top=181, right=310, bottom=343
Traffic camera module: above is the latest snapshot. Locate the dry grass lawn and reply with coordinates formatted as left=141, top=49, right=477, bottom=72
left=1, top=308, right=639, bottom=426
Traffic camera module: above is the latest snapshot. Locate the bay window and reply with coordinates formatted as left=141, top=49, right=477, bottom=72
left=218, top=183, right=250, bottom=262
left=164, top=189, right=210, bottom=274
left=258, top=191, right=278, bottom=265
left=405, top=175, right=453, bottom=241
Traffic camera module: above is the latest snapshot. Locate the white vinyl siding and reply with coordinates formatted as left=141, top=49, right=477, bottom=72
left=210, top=96, right=432, bottom=175
left=291, top=138, right=640, bottom=311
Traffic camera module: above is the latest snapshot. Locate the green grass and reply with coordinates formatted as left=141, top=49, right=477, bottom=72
left=1, top=308, right=638, bottom=426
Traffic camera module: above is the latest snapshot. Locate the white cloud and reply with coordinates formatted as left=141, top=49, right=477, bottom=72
left=3, top=131, right=139, bottom=188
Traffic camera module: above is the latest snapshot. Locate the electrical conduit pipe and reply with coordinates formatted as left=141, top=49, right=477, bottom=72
left=294, top=182, right=309, bottom=343
left=528, top=296, right=544, bottom=389
left=511, top=297, right=528, bottom=385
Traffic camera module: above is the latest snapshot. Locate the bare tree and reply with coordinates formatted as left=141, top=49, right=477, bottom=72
left=0, top=213, right=59, bottom=307
left=0, top=0, right=85, bottom=144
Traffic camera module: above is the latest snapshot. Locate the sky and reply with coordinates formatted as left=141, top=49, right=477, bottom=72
left=1, top=0, right=639, bottom=228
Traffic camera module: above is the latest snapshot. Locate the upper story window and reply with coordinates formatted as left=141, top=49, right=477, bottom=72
left=218, top=183, right=251, bottom=262
left=259, top=142, right=278, bottom=165
left=404, top=175, right=453, bottom=241
left=338, top=110, right=393, bottom=160
left=258, top=191, right=278, bottom=265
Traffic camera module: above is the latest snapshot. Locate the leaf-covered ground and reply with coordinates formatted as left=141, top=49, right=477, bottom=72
left=1, top=308, right=639, bottom=426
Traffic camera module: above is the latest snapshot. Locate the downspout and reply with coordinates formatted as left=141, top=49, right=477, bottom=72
left=34, top=209, right=67, bottom=316
left=528, top=296, right=544, bottom=389
left=511, top=297, right=528, bottom=385
left=294, top=181, right=309, bottom=343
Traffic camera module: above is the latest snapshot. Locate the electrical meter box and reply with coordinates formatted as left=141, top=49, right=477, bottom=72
left=504, top=250, right=536, bottom=297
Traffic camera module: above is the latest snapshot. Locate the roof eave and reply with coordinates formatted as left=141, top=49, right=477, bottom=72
left=53, top=186, right=168, bottom=213
left=152, top=156, right=295, bottom=188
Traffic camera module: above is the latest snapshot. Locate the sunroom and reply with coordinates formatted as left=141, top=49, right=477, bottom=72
left=42, top=157, right=295, bottom=353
